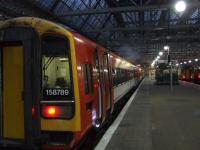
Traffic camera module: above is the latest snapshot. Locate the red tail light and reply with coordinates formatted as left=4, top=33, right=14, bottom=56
left=32, top=107, right=35, bottom=115
left=182, top=75, right=186, bottom=79
left=41, top=104, right=74, bottom=119
left=198, top=74, right=200, bottom=79
left=42, top=106, right=59, bottom=118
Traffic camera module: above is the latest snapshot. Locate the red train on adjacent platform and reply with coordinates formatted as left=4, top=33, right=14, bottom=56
left=179, top=65, right=200, bottom=84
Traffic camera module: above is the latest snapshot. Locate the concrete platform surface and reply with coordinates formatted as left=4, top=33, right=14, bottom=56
left=105, top=78, right=200, bottom=150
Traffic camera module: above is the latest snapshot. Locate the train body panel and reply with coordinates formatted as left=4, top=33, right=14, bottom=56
left=0, top=17, right=144, bottom=149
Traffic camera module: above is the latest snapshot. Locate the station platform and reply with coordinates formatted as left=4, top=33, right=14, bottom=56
left=95, top=78, right=200, bottom=150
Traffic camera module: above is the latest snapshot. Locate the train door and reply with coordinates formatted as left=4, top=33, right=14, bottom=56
left=94, top=48, right=103, bottom=123
left=103, top=53, right=112, bottom=113
left=2, top=45, right=24, bottom=139
left=0, top=27, right=40, bottom=147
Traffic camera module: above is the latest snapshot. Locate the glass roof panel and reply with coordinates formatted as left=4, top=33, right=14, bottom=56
left=34, top=0, right=57, bottom=10
left=190, top=9, right=198, bottom=18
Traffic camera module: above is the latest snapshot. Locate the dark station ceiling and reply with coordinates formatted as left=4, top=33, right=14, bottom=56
left=0, top=0, right=200, bottom=65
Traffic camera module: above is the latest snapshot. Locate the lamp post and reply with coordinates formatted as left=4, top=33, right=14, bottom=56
left=164, top=46, right=173, bottom=91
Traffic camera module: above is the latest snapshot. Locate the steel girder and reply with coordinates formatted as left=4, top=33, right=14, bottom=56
left=56, top=2, right=200, bottom=16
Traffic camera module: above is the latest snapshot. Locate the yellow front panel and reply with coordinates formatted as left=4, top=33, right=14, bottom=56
left=41, top=35, right=81, bottom=132
left=3, top=46, right=24, bottom=139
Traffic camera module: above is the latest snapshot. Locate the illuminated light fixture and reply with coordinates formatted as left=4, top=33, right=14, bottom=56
left=188, top=60, right=192, bottom=63
left=176, top=63, right=179, bottom=66
left=175, top=1, right=186, bottom=12
left=164, top=45, right=169, bottom=50
left=116, top=58, right=121, bottom=62
left=159, top=51, right=163, bottom=56
left=157, top=56, right=160, bottom=59
left=104, top=69, right=108, bottom=72
left=180, top=62, right=183, bottom=64
left=195, top=59, right=198, bottom=62
left=184, top=61, right=187, bottom=64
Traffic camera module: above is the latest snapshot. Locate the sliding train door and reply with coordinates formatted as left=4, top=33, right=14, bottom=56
left=2, top=45, right=24, bottom=139
left=103, top=53, right=112, bottom=112
left=94, top=48, right=103, bottom=123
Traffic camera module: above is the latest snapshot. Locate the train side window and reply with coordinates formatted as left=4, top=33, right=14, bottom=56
left=83, top=64, right=93, bottom=94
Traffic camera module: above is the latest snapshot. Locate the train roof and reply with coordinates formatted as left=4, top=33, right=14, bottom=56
left=0, top=17, right=139, bottom=69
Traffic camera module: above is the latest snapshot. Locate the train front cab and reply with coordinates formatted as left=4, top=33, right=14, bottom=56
left=0, top=18, right=83, bottom=149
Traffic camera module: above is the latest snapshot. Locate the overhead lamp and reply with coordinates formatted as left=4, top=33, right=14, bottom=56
left=180, top=62, right=183, bottom=64
left=159, top=51, right=163, bottom=56
left=195, top=59, right=198, bottom=62
left=175, top=1, right=186, bottom=12
left=116, top=58, right=121, bottom=62
left=176, top=63, right=179, bottom=66
left=157, top=56, right=160, bottom=59
left=164, top=45, right=169, bottom=50
left=184, top=61, right=187, bottom=64
left=188, top=60, right=192, bottom=63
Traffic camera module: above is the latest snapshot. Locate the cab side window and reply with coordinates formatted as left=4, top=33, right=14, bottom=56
left=83, top=64, right=93, bottom=94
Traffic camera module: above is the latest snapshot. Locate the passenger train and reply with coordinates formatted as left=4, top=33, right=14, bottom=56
left=0, top=17, right=143, bottom=149
left=179, top=64, right=200, bottom=84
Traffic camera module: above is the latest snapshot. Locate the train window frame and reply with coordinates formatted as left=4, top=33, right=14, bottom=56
left=83, top=64, right=93, bottom=94
left=40, top=33, right=75, bottom=119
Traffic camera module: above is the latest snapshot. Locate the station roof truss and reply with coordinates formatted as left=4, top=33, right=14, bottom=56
left=0, top=0, right=200, bottom=65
